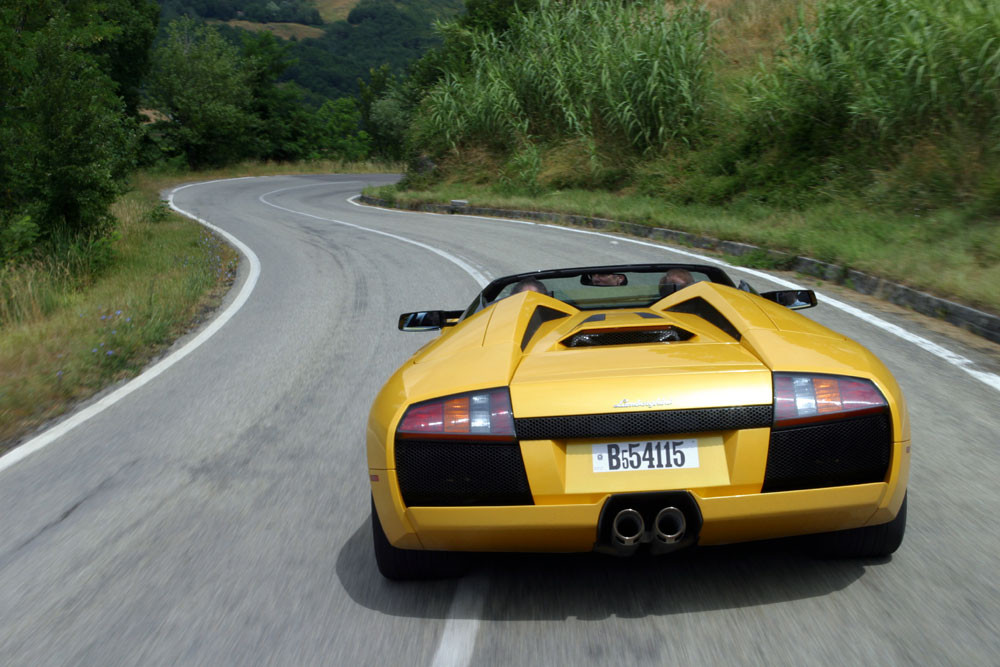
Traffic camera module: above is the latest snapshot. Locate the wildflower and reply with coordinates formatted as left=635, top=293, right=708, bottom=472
left=106, top=350, right=114, bottom=356
left=57, top=370, right=63, bottom=377
left=115, top=310, right=122, bottom=316
left=111, top=330, right=117, bottom=335
left=92, top=348, right=98, bottom=353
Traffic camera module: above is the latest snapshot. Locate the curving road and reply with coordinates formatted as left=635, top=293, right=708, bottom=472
left=1, top=174, right=999, bottom=665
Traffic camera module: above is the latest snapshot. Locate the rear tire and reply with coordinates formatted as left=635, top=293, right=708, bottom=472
left=371, top=496, right=467, bottom=580
left=812, top=493, right=907, bottom=558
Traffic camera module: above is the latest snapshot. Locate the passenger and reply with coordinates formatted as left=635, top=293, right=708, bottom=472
left=659, top=268, right=694, bottom=296
left=511, top=277, right=549, bottom=295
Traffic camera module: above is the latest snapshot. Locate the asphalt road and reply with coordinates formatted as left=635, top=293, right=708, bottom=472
left=2, top=174, right=999, bottom=666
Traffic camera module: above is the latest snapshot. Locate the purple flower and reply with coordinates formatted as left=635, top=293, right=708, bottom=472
left=106, top=350, right=114, bottom=356
left=92, top=348, right=98, bottom=353
left=115, top=310, right=122, bottom=316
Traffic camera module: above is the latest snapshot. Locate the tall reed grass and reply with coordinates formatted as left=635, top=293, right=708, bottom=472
left=749, top=0, right=1000, bottom=151
left=417, top=0, right=712, bottom=154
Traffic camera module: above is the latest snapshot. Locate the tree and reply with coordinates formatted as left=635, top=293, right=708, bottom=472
left=314, top=98, right=371, bottom=161
left=89, top=0, right=160, bottom=116
left=1, top=1, right=137, bottom=252
left=240, top=30, right=317, bottom=161
left=145, top=17, right=256, bottom=168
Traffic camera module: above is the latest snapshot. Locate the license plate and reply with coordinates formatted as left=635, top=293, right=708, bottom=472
left=591, top=439, right=699, bottom=473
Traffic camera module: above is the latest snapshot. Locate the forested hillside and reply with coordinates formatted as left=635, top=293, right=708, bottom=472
left=1, top=0, right=464, bottom=265
left=156, top=0, right=464, bottom=101
left=3, top=0, right=454, bottom=273
left=281, top=0, right=463, bottom=101
left=158, top=0, right=323, bottom=25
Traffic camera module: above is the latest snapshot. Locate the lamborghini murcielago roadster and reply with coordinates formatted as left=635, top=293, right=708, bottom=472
left=367, top=264, right=909, bottom=579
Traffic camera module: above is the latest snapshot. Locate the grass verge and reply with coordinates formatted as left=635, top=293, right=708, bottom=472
left=367, top=182, right=1000, bottom=314
left=0, top=160, right=397, bottom=451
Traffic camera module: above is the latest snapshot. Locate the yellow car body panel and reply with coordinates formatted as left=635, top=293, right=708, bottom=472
left=368, top=275, right=910, bottom=556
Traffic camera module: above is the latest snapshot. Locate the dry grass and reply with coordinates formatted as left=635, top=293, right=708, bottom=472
left=705, top=0, right=814, bottom=70
left=0, top=183, right=238, bottom=448
left=312, top=0, right=360, bottom=23
left=208, top=19, right=325, bottom=40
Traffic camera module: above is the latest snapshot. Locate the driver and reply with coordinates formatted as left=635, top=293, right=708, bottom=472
left=658, top=268, right=694, bottom=296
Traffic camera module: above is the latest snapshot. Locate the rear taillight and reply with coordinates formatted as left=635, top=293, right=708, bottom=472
left=773, top=373, right=887, bottom=427
left=397, top=388, right=516, bottom=440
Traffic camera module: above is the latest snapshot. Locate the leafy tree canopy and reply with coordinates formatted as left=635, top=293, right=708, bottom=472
left=1, top=0, right=142, bottom=255
left=145, top=16, right=257, bottom=168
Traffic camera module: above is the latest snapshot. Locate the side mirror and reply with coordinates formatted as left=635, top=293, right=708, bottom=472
left=760, top=289, right=817, bottom=310
left=398, top=310, right=463, bottom=331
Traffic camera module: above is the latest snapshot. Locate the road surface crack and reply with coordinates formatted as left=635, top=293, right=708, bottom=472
left=0, top=459, right=140, bottom=566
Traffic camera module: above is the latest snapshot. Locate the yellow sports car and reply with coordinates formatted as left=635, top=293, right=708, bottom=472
left=368, top=264, right=909, bottom=579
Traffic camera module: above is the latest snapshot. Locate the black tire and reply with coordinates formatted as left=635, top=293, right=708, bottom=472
left=371, top=497, right=468, bottom=580
left=811, top=493, right=907, bottom=558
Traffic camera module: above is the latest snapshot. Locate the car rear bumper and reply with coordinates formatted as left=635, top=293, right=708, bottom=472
left=369, top=454, right=908, bottom=552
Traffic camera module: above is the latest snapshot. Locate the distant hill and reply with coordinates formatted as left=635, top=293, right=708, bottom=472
left=282, top=0, right=465, bottom=102
left=155, top=0, right=464, bottom=102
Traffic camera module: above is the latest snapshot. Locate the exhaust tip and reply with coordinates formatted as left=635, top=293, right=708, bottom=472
left=612, top=508, right=644, bottom=546
left=654, top=507, right=686, bottom=544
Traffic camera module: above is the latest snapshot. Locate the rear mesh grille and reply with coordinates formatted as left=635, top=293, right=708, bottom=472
left=395, top=440, right=533, bottom=507
left=515, top=405, right=772, bottom=440
left=762, top=413, right=891, bottom=493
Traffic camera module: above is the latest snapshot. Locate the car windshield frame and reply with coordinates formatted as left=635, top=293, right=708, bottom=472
left=461, top=264, right=736, bottom=319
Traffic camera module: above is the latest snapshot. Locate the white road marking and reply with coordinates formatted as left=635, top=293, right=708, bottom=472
left=0, top=178, right=263, bottom=474
left=351, top=195, right=1000, bottom=394
left=431, top=574, right=490, bottom=667
left=261, top=185, right=493, bottom=667
left=259, top=186, right=491, bottom=287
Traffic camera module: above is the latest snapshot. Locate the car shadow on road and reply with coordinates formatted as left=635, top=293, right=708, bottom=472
left=336, top=516, right=887, bottom=621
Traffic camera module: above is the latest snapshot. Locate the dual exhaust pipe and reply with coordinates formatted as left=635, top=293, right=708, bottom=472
left=611, top=506, right=687, bottom=549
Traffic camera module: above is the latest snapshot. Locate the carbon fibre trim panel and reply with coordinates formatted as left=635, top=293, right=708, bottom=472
left=667, top=297, right=741, bottom=341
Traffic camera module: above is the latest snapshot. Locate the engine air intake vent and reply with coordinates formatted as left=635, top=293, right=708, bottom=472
left=395, top=440, right=533, bottom=507
left=562, top=327, right=693, bottom=348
